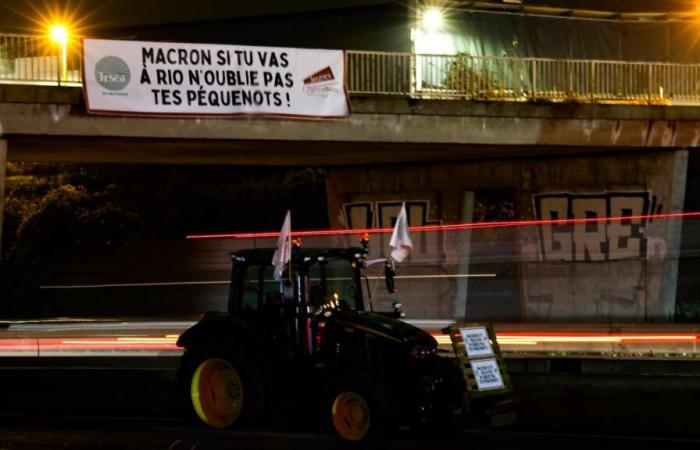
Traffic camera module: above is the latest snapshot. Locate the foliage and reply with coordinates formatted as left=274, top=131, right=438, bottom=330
left=0, top=164, right=328, bottom=317
left=443, top=52, right=503, bottom=98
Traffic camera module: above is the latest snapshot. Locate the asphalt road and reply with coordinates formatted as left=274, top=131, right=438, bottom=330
left=1, top=360, right=700, bottom=449
left=2, top=421, right=700, bottom=450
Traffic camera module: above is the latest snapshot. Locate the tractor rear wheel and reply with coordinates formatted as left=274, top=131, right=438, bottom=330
left=178, top=348, right=264, bottom=429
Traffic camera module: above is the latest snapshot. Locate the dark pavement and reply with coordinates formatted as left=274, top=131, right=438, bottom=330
left=1, top=358, right=700, bottom=449
left=2, top=422, right=700, bottom=450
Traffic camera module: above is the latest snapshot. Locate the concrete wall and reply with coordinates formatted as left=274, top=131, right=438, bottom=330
left=326, top=149, right=688, bottom=322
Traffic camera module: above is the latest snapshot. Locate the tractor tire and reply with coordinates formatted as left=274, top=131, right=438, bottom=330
left=328, top=372, right=391, bottom=442
left=178, top=345, right=265, bottom=429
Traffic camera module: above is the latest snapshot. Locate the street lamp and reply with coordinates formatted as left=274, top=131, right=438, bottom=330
left=49, top=24, right=68, bottom=83
left=421, top=7, right=444, bottom=32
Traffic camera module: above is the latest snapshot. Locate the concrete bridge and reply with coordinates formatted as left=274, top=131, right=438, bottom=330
left=0, top=51, right=698, bottom=323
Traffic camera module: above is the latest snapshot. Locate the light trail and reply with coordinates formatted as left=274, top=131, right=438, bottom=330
left=38, top=273, right=496, bottom=290
left=434, top=332, right=700, bottom=346
left=0, top=321, right=699, bottom=356
left=186, top=211, right=700, bottom=240
left=39, top=280, right=230, bottom=289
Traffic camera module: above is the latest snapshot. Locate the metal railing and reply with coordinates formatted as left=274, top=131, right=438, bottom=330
left=0, top=33, right=81, bottom=86
left=2, top=32, right=700, bottom=105
left=347, top=51, right=700, bottom=105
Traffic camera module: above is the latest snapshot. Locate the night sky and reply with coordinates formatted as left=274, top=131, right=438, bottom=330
left=0, top=0, right=391, bottom=34
left=0, top=0, right=698, bottom=36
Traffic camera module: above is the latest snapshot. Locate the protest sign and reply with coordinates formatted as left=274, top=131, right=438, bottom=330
left=459, top=326, right=494, bottom=358
left=83, top=39, right=349, bottom=118
left=471, top=358, right=505, bottom=391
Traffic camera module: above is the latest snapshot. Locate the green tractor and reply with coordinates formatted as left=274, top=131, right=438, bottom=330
left=176, top=242, right=513, bottom=440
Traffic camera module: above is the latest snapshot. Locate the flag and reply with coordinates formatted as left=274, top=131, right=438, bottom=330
left=272, top=210, right=291, bottom=280
left=389, top=203, right=413, bottom=263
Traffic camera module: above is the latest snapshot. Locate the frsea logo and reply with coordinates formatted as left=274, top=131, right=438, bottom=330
left=303, top=66, right=335, bottom=85
left=95, top=56, right=131, bottom=91
left=303, top=66, right=340, bottom=97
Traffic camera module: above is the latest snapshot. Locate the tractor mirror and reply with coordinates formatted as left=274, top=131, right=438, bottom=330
left=384, top=261, right=397, bottom=294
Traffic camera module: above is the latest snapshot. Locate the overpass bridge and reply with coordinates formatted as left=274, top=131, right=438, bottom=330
left=0, top=33, right=698, bottom=323
left=2, top=42, right=700, bottom=164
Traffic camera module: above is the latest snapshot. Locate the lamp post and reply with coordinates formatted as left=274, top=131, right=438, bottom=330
left=50, top=25, right=68, bottom=85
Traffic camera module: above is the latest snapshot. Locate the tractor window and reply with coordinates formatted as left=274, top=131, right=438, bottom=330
left=307, top=257, right=360, bottom=310
left=261, top=266, right=282, bottom=306
left=241, top=265, right=263, bottom=310
left=240, top=264, right=282, bottom=311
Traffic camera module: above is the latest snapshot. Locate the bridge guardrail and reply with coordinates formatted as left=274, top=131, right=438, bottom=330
left=2, top=32, right=700, bottom=104
left=0, top=33, right=81, bottom=86
left=347, top=51, right=700, bottom=105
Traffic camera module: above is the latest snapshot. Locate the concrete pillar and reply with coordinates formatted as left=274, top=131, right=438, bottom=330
left=661, top=149, right=688, bottom=321
left=455, top=191, right=474, bottom=319
left=0, top=140, right=5, bottom=260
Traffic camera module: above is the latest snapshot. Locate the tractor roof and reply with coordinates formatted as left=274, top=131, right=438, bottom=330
left=229, top=247, right=368, bottom=265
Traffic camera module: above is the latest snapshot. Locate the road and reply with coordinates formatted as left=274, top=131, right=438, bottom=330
left=1, top=357, right=700, bottom=449
left=2, top=421, right=700, bottom=450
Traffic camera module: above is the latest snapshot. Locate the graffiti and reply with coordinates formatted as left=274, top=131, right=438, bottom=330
left=534, top=192, right=661, bottom=262
left=343, top=200, right=441, bottom=229
left=343, top=202, right=374, bottom=229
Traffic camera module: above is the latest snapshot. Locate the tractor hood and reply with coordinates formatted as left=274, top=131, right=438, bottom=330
left=333, top=310, right=437, bottom=350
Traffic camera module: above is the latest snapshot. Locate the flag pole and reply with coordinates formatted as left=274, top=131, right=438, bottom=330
left=288, top=232, right=293, bottom=284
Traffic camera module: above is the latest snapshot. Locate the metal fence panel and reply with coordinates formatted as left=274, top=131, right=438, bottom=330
left=4, top=33, right=700, bottom=105
left=0, top=33, right=81, bottom=86
left=347, top=49, right=700, bottom=106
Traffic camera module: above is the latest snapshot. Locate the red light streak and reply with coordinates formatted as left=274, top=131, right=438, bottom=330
left=186, top=211, right=700, bottom=240
left=0, top=337, right=182, bottom=353
left=433, top=331, right=700, bottom=345
left=0, top=331, right=698, bottom=354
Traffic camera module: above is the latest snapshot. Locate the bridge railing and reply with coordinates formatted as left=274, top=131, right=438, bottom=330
left=3, top=32, right=700, bottom=105
left=0, top=33, right=81, bottom=86
left=347, top=51, right=700, bottom=105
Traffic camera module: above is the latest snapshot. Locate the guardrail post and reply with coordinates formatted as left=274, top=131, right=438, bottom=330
left=590, top=61, right=596, bottom=103
left=531, top=59, right=536, bottom=99
left=410, top=53, right=416, bottom=96
left=57, top=54, right=62, bottom=87
left=648, top=64, right=653, bottom=104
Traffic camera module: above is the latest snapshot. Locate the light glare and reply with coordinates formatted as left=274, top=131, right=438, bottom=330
left=422, top=8, right=444, bottom=31
left=50, top=24, right=68, bottom=45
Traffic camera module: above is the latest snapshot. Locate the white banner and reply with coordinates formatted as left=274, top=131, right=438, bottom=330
left=82, top=39, right=349, bottom=118
left=460, top=326, right=494, bottom=358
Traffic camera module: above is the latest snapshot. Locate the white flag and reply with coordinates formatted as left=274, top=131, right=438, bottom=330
left=389, top=203, right=413, bottom=263
left=272, top=210, right=292, bottom=280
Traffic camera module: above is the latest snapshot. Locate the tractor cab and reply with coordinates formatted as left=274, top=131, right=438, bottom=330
left=228, top=247, right=369, bottom=317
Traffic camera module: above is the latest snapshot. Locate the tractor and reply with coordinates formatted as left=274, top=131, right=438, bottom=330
left=176, top=241, right=513, bottom=440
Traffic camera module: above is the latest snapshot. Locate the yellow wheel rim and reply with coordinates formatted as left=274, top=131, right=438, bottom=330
left=332, top=391, right=371, bottom=441
left=190, top=358, right=244, bottom=428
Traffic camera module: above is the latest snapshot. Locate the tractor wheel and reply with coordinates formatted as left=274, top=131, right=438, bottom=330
left=178, top=348, right=264, bottom=429
left=329, top=374, right=390, bottom=442
left=332, top=391, right=372, bottom=441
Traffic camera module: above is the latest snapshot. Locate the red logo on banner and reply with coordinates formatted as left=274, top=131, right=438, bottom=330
left=304, top=66, right=335, bottom=85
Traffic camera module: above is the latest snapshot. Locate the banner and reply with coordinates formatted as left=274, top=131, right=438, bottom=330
left=82, top=39, right=349, bottom=118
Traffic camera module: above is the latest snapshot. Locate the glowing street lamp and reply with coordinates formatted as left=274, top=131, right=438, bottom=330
left=49, top=24, right=69, bottom=83
left=421, top=7, right=444, bottom=31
